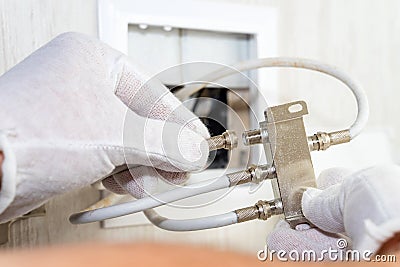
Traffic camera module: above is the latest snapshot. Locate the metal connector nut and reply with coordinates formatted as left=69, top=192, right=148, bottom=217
left=255, top=199, right=283, bottom=220
left=242, top=129, right=262, bottom=146
left=227, top=165, right=276, bottom=186
left=308, top=130, right=351, bottom=151
left=235, top=199, right=283, bottom=223
left=207, top=130, right=238, bottom=151
left=253, top=165, right=276, bottom=183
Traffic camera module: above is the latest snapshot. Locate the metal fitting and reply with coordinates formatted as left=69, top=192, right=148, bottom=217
left=255, top=199, right=283, bottom=220
left=234, top=206, right=259, bottom=223
left=207, top=130, right=238, bottom=151
left=242, top=129, right=262, bottom=146
left=251, top=164, right=277, bottom=184
left=227, top=169, right=252, bottom=186
left=308, top=129, right=351, bottom=151
left=235, top=199, right=283, bottom=223
left=227, top=165, right=276, bottom=186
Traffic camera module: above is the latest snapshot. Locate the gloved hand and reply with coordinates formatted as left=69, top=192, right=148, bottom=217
left=267, top=165, right=400, bottom=255
left=267, top=168, right=349, bottom=255
left=0, top=32, right=210, bottom=223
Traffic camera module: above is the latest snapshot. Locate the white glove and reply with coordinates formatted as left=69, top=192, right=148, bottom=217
left=303, top=164, right=400, bottom=253
left=268, top=165, right=400, bottom=255
left=0, top=32, right=210, bottom=223
left=267, top=168, right=349, bottom=255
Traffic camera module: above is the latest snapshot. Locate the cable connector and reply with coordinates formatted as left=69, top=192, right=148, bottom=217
left=308, top=130, right=351, bottom=151
left=207, top=130, right=238, bottom=151
left=227, top=165, right=276, bottom=186
left=242, top=129, right=262, bottom=146
left=234, top=199, right=283, bottom=223
left=249, top=164, right=277, bottom=184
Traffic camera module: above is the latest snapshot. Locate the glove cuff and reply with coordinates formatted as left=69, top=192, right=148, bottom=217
left=0, top=132, right=17, bottom=220
left=357, top=218, right=400, bottom=254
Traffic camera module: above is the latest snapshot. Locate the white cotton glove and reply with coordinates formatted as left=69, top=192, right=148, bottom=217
left=303, top=164, right=400, bottom=253
left=0, top=32, right=210, bottom=223
left=268, top=165, right=400, bottom=255
left=267, top=168, right=350, bottom=255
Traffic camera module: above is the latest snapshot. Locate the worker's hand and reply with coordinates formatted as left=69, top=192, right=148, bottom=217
left=267, top=168, right=349, bottom=257
left=0, top=32, right=210, bottom=222
left=267, top=165, right=400, bottom=256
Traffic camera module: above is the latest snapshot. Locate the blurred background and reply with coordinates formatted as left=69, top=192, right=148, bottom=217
left=0, top=0, right=398, bottom=255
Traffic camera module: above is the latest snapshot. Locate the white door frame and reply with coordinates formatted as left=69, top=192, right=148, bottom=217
left=98, top=0, right=279, bottom=104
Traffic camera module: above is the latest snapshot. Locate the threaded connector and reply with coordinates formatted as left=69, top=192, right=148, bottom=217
left=207, top=130, right=238, bottom=151
left=308, top=130, right=351, bottom=151
left=256, top=199, right=283, bottom=220
left=242, top=129, right=262, bottom=146
left=227, top=170, right=252, bottom=186
left=234, top=206, right=259, bottom=223
left=235, top=199, right=283, bottom=223
left=227, top=165, right=276, bottom=186
left=251, top=165, right=277, bottom=184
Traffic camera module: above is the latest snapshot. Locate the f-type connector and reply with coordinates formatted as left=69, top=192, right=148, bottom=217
left=207, top=130, right=238, bottom=151
left=242, top=129, right=262, bottom=146
left=308, top=130, right=351, bottom=151
left=227, top=165, right=276, bottom=186
left=235, top=199, right=283, bottom=223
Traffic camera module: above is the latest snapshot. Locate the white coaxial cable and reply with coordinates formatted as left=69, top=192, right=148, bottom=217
left=70, top=174, right=231, bottom=224
left=143, top=209, right=238, bottom=231
left=174, top=57, right=369, bottom=138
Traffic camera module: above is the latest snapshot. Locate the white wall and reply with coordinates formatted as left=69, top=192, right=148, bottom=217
left=275, top=0, right=400, bottom=166
left=0, top=0, right=399, bottom=253
left=0, top=0, right=98, bottom=74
